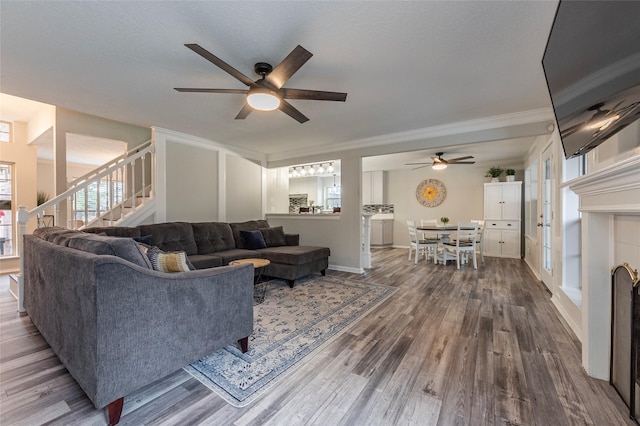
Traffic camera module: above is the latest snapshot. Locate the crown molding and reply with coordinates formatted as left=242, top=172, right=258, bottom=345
left=267, top=108, right=555, bottom=162
left=151, top=126, right=266, bottom=162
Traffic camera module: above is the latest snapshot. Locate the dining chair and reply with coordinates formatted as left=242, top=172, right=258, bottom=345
left=471, top=219, right=485, bottom=263
left=407, top=220, right=439, bottom=264
left=420, top=218, right=440, bottom=242
left=441, top=221, right=479, bottom=269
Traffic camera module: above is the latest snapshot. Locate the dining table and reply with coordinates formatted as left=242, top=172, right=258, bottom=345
left=416, top=225, right=459, bottom=244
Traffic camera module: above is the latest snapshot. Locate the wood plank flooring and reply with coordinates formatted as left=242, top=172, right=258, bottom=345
left=0, top=249, right=634, bottom=425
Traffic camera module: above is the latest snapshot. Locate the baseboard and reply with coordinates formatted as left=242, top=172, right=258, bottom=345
left=551, top=290, right=582, bottom=342
left=524, top=258, right=540, bottom=280
left=328, top=264, right=364, bottom=274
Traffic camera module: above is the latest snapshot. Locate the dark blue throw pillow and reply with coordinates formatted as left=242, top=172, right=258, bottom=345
left=240, top=230, right=267, bottom=249
left=132, top=235, right=153, bottom=245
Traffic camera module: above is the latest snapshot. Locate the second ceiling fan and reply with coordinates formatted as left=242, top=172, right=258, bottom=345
left=406, top=152, right=475, bottom=170
left=174, top=44, right=347, bottom=123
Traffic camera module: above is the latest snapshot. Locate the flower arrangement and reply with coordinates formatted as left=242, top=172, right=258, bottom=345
left=440, top=216, right=450, bottom=226
left=37, top=190, right=49, bottom=206
left=505, top=169, right=515, bottom=176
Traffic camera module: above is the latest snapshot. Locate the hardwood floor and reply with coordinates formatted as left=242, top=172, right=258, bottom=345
left=0, top=249, right=634, bottom=425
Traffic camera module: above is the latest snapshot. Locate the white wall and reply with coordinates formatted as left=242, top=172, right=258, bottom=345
left=165, top=141, right=218, bottom=222
left=386, top=165, right=489, bottom=246
left=225, top=155, right=262, bottom=222
left=265, top=168, right=289, bottom=213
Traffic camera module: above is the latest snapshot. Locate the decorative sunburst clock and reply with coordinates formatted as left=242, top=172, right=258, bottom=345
left=416, top=179, right=447, bottom=207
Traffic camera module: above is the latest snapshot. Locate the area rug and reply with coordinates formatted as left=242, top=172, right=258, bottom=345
left=184, top=274, right=396, bottom=407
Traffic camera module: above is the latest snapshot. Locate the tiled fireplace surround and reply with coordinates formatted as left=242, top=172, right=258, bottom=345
left=569, top=156, right=640, bottom=380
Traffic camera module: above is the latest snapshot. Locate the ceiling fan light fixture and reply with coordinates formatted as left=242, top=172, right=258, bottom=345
left=247, top=88, right=280, bottom=111
left=432, top=163, right=448, bottom=170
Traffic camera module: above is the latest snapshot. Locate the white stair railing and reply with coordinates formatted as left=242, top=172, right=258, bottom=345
left=15, top=139, right=155, bottom=312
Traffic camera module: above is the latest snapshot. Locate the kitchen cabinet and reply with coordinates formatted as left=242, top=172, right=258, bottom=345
left=483, top=182, right=522, bottom=258
left=362, top=171, right=385, bottom=205
left=371, top=218, right=393, bottom=246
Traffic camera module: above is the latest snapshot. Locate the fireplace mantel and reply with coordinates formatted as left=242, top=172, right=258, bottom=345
left=566, top=154, right=640, bottom=379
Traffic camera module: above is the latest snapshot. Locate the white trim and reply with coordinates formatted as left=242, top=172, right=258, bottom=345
left=151, top=126, right=266, bottom=162
left=328, top=264, right=364, bottom=274
left=524, top=256, right=540, bottom=280
left=551, top=290, right=582, bottom=342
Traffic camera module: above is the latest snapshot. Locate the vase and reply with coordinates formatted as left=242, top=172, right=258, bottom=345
left=491, top=177, right=499, bottom=183
left=506, top=175, right=515, bottom=182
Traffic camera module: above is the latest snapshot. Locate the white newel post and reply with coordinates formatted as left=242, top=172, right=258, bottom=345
left=362, top=214, right=373, bottom=268
left=17, top=205, right=28, bottom=313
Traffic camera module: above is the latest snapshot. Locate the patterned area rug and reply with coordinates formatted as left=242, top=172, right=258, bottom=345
left=184, top=274, right=396, bottom=406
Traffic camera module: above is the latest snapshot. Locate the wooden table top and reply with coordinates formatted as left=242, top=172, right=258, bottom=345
left=229, top=258, right=270, bottom=268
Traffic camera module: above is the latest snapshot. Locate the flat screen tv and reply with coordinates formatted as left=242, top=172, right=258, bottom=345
left=542, top=1, right=640, bottom=159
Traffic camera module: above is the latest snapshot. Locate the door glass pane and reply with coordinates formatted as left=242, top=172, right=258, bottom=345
left=543, top=158, right=552, bottom=271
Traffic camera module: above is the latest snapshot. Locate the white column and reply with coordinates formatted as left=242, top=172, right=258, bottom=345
left=362, top=214, right=373, bottom=268
left=581, top=211, right=614, bottom=379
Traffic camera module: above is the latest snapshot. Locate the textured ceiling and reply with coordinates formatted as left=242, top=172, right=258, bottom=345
left=0, top=1, right=558, bottom=162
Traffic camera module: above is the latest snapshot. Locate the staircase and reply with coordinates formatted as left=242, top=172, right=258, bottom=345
left=14, top=139, right=156, bottom=312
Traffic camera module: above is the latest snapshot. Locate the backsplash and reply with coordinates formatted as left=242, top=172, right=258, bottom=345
left=362, top=204, right=394, bottom=214
left=289, top=194, right=308, bottom=214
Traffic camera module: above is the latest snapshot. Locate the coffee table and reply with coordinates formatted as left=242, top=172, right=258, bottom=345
left=229, top=258, right=270, bottom=304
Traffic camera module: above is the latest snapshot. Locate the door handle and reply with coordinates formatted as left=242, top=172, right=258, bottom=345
left=537, top=223, right=543, bottom=227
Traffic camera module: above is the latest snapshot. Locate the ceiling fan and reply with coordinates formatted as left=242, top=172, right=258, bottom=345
left=174, top=44, right=347, bottom=123
left=405, top=152, right=475, bottom=170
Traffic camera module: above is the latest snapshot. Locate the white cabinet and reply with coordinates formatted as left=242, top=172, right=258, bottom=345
left=371, top=219, right=393, bottom=245
left=483, top=182, right=522, bottom=258
left=484, top=182, right=521, bottom=220
left=362, top=171, right=385, bottom=205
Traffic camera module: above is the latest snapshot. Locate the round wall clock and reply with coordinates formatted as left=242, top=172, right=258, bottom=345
left=416, top=179, right=447, bottom=207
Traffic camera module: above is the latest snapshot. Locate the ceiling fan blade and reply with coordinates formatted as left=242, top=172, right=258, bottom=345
left=452, top=161, right=475, bottom=164
left=412, top=165, right=429, bottom=170
left=266, top=45, right=313, bottom=89
left=447, top=156, right=474, bottom=163
left=174, top=88, right=248, bottom=94
left=280, top=88, right=347, bottom=102
left=405, top=162, right=431, bottom=166
left=279, top=99, right=309, bottom=123
left=185, top=44, right=256, bottom=87
left=235, top=104, right=253, bottom=120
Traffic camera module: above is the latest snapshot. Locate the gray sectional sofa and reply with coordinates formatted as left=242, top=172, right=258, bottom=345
left=23, top=229, right=254, bottom=425
left=85, top=219, right=331, bottom=287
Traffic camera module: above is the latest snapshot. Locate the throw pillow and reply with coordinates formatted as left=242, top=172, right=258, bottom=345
left=132, top=235, right=153, bottom=245
left=259, top=226, right=287, bottom=247
left=147, top=246, right=193, bottom=273
left=240, top=229, right=267, bottom=249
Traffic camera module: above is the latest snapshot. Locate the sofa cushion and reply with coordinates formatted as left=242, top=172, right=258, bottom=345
left=33, top=226, right=67, bottom=240
left=240, top=230, right=267, bottom=249
left=259, top=226, right=287, bottom=247
left=132, top=235, right=153, bottom=245
left=83, top=226, right=141, bottom=238
left=147, top=247, right=193, bottom=273
left=50, top=229, right=84, bottom=246
left=191, top=222, right=236, bottom=254
left=229, top=220, right=270, bottom=249
left=214, top=249, right=263, bottom=265
left=256, top=245, right=330, bottom=266
left=138, top=222, right=198, bottom=255
left=188, top=254, right=224, bottom=269
left=67, top=233, right=152, bottom=269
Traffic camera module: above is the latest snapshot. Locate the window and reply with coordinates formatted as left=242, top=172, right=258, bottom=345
left=0, top=163, right=15, bottom=256
left=524, top=160, right=538, bottom=239
left=0, top=121, right=11, bottom=143
left=325, top=185, right=341, bottom=209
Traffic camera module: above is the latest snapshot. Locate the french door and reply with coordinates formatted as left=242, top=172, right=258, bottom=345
left=540, top=144, right=553, bottom=292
